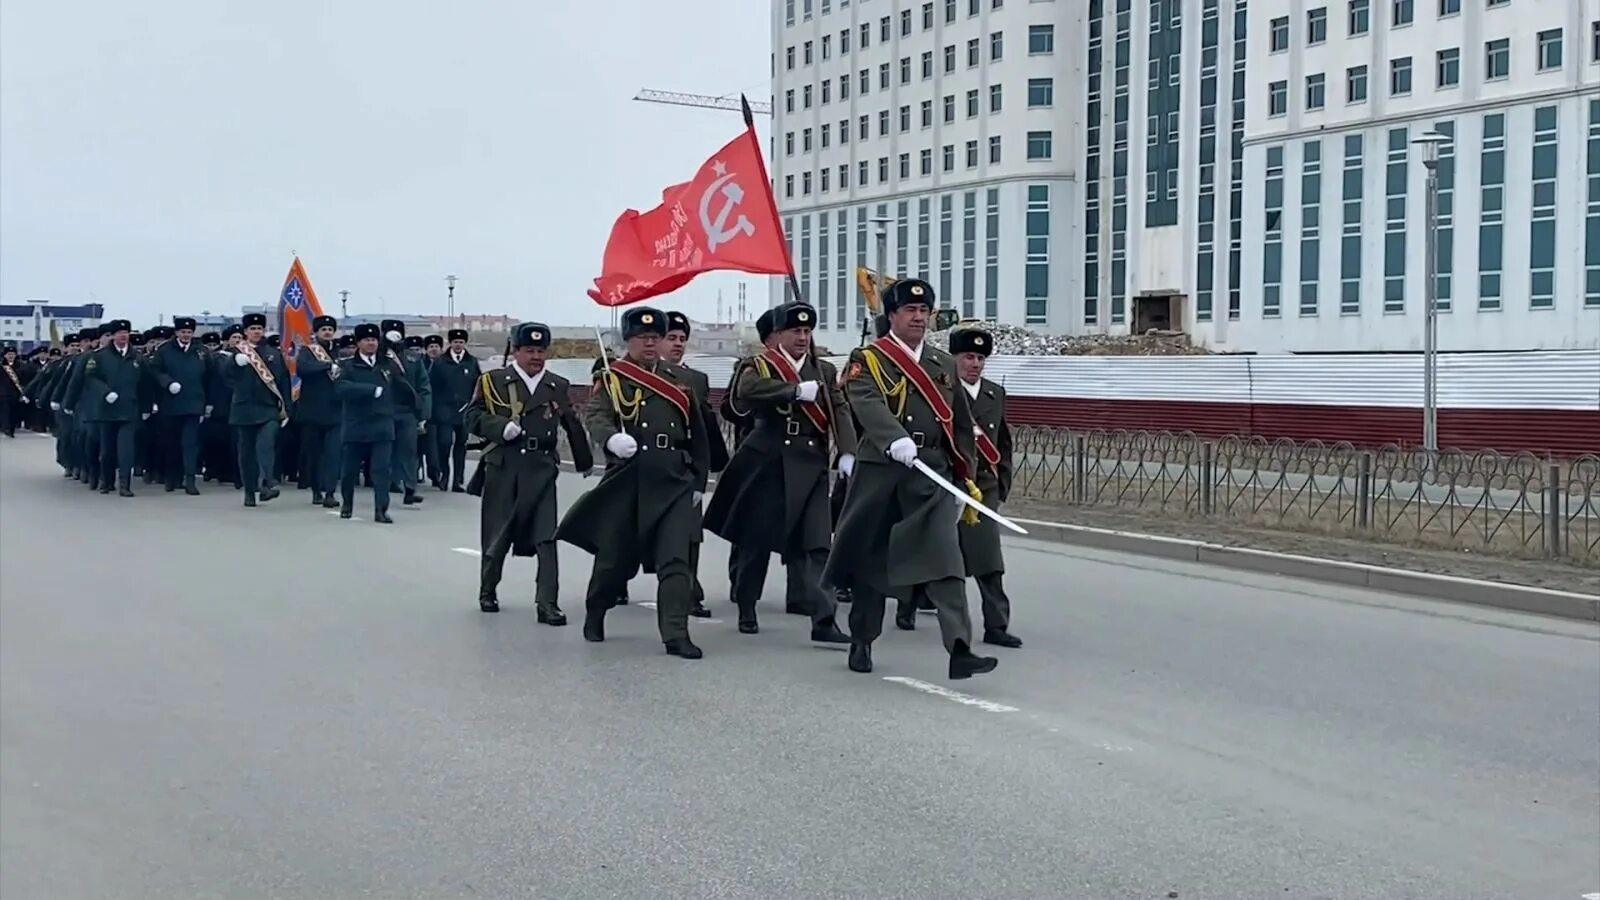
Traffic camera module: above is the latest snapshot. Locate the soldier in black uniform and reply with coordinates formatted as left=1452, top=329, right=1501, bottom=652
left=65, top=319, right=144, bottom=497
left=430, top=327, right=480, bottom=492
left=294, top=314, right=343, bottom=508
left=202, top=327, right=240, bottom=487
left=556, top=306, right=711, bottom=659
left=222, top=312, right=292, bottom=507
left=335, top=323, right=398, bottom=523
left=381, top=320, right=431, bottom=506
left=418, top=334, right=444, bottom=488
left=464, top=322, right=593, bottom=619
left=704, top=301, right=857, bottom=640
left=149, top=316, right=209, bottom=494
left=0, top=343, right=22, bottom=437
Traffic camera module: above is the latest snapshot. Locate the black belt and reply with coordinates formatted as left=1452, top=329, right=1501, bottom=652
left=634, top=432, right=687, bottom=451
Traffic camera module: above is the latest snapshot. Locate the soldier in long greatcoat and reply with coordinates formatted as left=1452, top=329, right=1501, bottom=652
left=556, top=306, right=711, bottom=659
left=704, top=301, right=856, bottom=641
left=661, top=310, right=727, bottom=618
left=822, top=279, right=999, bottom=681
left=464, top=322, right=593, bottom=621
left=718, top=308, right=776, bottom=601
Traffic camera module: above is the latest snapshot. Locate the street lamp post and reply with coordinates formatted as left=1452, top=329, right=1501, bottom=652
left=445, top=275, right=458, bottom=325
left=870, top=216, right=893, bottom=341
left=1412, top=131, right=1448, bottom=463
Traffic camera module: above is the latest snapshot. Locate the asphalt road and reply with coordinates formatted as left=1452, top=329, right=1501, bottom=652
left=2, top=435, right=1597, bottom=900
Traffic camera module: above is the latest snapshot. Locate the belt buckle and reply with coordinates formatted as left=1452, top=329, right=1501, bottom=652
left=911, top=431, right=927, bottom=448
left=654, top=433, right=670, bottom=449
left=785, top=419, right=800, bottom=436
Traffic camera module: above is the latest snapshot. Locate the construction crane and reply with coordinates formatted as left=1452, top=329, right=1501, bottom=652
left=633, top=89, right=772, bottom=116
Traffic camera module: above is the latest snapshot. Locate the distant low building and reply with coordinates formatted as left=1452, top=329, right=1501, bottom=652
left=427, top=313, right=516, bottom=333
left=0, top=300, right=106, bottom=350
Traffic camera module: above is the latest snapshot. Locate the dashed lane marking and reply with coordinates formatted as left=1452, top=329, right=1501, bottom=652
left=451, top=547, right=481, bottom=557
left=881, top=676, right=1019, bottom=713
left=1580, top=893, right=1598, bottom=899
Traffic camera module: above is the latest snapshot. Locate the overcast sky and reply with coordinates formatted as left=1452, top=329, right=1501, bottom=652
left=0, top=0, right=773, bottom=328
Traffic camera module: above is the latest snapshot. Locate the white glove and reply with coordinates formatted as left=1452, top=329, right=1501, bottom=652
left=141, top=412, right=150, bottom=421
left=606, top=433, right=638, bottom=459
left=502, top=421, right=522, bottom=441
left=20, top=397, right=28, bottom=405
left=692, top=491, right=703, bottom=507
left=204, top=404, right=213, bottom=417
left=837, top=453, right=856, bottom=477
left=168, top=381, right=182, bottom=395
left=888, top=436, right=918, bottom=467
left=234, top=353, right=250, bottom=367
left=104, top=391, right=119, bottom=404
left=152, top=403, right=159, bottom=413
left=795, top=380, right=820, bottom=403
left=418, top=421, right=427, bottom=435
left=385, top=330, right=402, bottom=343
left=50, top=401, right=61, bottom=411
left=373, top=386, right=384, bottom=399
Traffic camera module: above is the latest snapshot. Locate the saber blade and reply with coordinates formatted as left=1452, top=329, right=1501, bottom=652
left=910, top=458, right=1028, bottom=535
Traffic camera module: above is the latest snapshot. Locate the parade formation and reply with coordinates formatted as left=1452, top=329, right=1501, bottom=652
left=4, top=279, right=1023, bottom=681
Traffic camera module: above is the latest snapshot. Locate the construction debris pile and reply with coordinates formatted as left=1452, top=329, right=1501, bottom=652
left=928, top=323, right=1212, bottom=356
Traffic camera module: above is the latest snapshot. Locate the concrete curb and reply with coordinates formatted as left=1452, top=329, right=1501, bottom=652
left=1008, top=516, right=1600, bottom=623
left=493, top=452, right=1598, bottom=624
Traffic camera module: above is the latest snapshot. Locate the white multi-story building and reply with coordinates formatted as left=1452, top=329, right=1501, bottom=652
left=1240, top=0, right=1600, bottom=352
left=770, top=0, right=1600, bottom=352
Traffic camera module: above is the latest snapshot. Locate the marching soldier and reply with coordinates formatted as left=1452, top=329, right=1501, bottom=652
left=822, top=279, right=999, bottom=681
left=464, top=322, right=593, bottom=619
left=556, top=306, right=710, bottom=659
left=380, top=320, right=431, bottom=506
left=718, top=309, right=776, bottom=600
left=65, top=319, right=142, bottom=497
left=202, top=327, right=240, bottom=487
left=223, top=312, right=292, bottom=507
left=149, top=317, right=208, bottom=494
left=419, top=334, right=445, bottom=488
left=661, top=311, right=726, bottom=618
left=0, top=344, right=21, bottom=437
left=836, top=312, right=893, bottom=613
left=295, top=314, right=343, bottom=508
left=703, top=301, right=856, bottom=641
left=334, top=322, right=397, bottom=523
left=431, top=327, right=480, bottom=493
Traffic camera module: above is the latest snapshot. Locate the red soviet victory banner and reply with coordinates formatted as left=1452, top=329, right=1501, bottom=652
left=588, top=97, right=794, bottom=307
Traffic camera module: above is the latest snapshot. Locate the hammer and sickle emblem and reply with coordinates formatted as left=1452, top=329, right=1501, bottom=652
left=698, top=172, right=757, bottom=253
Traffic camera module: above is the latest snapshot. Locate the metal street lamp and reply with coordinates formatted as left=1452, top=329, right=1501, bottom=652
left=445, top=275, right=458, bottom=325
left=1412, top=131, right=1448, bottom=463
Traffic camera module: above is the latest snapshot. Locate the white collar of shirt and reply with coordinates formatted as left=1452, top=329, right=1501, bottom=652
left=176, top=341, right=189, bottom=352
left=512, top=364, right=544, bottom=394
left=360, top=353, right=376, bottom=367
left=452, top=350, right=464, bottom=364
left=782, top=348, right=806, bottom=371
left=962, top=378, right=981, bottom=399
left=889, top=332, right=923, bottom=361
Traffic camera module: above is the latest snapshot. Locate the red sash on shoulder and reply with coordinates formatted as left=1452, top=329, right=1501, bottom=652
left=973, top=425, right=1001, bottom=467
left=869, top=337, right=970, bottom=483
left=759, top=348, right=830, bottom=438
left=610, top=359, right=691, bottom=422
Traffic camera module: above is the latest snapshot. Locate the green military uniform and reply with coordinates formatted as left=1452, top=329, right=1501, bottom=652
left=704, top=301, right=857, bottom=639
left=555, top=306, right=711, bottom=659
left=661, top=311, right=730, bottom=618
left=464, top=322, right=593, bottom=621
left=67, top=320, right=144, bottom=495
left=822, top=279, right=998, bottom=681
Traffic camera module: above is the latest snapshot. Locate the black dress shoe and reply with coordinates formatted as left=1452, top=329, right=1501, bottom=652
left=895, top=612, right=916, bottom=631
left=98, top=485, right=112, bottom=494
left=244, top=495, right=257, bottom=507
left=835, top=588, right=853, bottom=605
left=949, top=649, right=999, bottom=680
left=373, top=511, right=394, bottom=524
left=164, top=483, right=176, bottom=493
left=847, top=641, right=873, bottom=673
left=184, top=481, right=200, bottom=496
left=582, top=615, right=606, bottom=642
left=664, top=638, right=703, bottom=659
left=690, top=601, right=712, bottom=618
left=118, top=487, right=135, bottom=498
left=403, top=491, right=423, bottom=505
left=322, top=496, right=340, bottom=509
left=339, top=503, right=353, bottom=519
left=982, top=629, right=1023, bottom=649
left=479, top=598, right=500, bottom=613
left=259, top=487, right=279, bottom=502
left=451, top=484, right=466, bottom=494
left=811, top=619, right=850, bottom=644
left=537, top=606, right=568, bottom=626
left=614, top=594, right=629, bottom=606
left=738, top=621, right=759, bottom=635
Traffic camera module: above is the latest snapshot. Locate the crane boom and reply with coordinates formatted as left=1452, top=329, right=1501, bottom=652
left=634, top=89, right=773, bottom=116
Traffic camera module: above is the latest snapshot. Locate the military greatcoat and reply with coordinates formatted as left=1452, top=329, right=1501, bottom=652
left=957, top=377, right=1014, bottom=577
left=703, top=351, right=857, bottom=555
left=554, top=358, right=709, bottom=574
left=465, top=365, right=592, bottom=554
left=821, top=338, right=979, bottom=592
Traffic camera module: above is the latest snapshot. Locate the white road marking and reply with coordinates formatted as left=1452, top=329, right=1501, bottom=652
left=1579, top=892, right=1598, bottom=899
left=451, top=547, right=482, bottom=557
left=881, top=676, right=1019, bottom=713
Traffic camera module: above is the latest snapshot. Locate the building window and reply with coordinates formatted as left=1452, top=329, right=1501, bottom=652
left=881, top=15, right=891, bottom=42
left=1349, top=0, right=1369, bottom=35
left=803, top=84, right=813, bottom=108
left=1537, top=28, right=1563, bottom=71
left=1529, top=105, right=1558, bottom=309
left=922, top=1, right=934, bottom=30
left=896, top=200, right=909, bottom=273
left=786, top=0, right=795, bottom=27
left=859, top=159, right=869, bottom=185
left=786, top=47, right=795, bottom=69
left=1485, top=38, right=1509, bottom=79
left=1392, top=0, right=1413, bottom=26
left=1437, top=0, right=1458, bottom=15
left=920, top=148, right=932, bottom=176
left=841, top=73, right=851, bottom=99
left=1027, top=77, right=1054, bottom=107
left=991, top=31, right=1004, bottom=60
left=821, top=80, right=831, bottom=104
left=880, top=109, right=890, bottom=135
left=966, top=140, right=979, bottom=168
left=1593, top=20, right=1599, bottom=62
left=1263, top=145, right=1285, bottom=318
left=803, top=128, right=813, bottom=152
left=917, top=198, right=932, bottom=278
left=899, top=153, right=911, bottom=179
left=802, top=171, right=813, bottom=195
left=1307, top=7, right=1327, bottom=44
left=899, top=105, right=910, bottom=132
left=840, top=118, right=850, bottom=144
left=1348, top=65, right=1369, bottom=102
left=821, top=123, right=830, bottom=149
left=1146, top=0, right=1181, bottom=226
left=920, top=99, right=933, bottom=128
left=945, top=0, right=957, bottom=23
left=1437, top=47, right=1460, bottom=87
left=989, top=135, right=1002, bottom=164
left=1390, top=56, right=1412, bottom=94
left=879, top=157, right=889, bottom=183
left=943, top=94, right=956, bottom=122
left=860, top=68, right=870, bottom=95
left=1479, top=112, right=1505, bottom=310
left=841, top=28, right=851, bottom=54
left=900, top=57, right=911, bottom=85
left=1111, top=0, right=1132, bottom=325
left=1341, top=134, right=1364, bottom=315
left=1229, top=0, right=1247, bottom=322
left=985, top=187, right=1000, bottom=319
left=861, top=22, right=871, bottom=48
left=880, top=62, right=890, bottom=89
left=1269, top=80, right=1288, bottom=116
left=1383, top=127, right=1408, bottom=314
left=900, top=8, right=912, bottom=35
left=921, top=50, right=933, bottom=80
left=1306, top=73, right=1326, bottom=109
left=962, top=192, right=978, bottom=317
left=944, top=44, right=956, bottom=73
left=835, top=209, right=848, bottom=325
left=1029, top=24, right=1055, bottom=54
left=785, top=132, right=795, bottom=155
left=1301, top=139, right=1323, bottom=317
left=967, top=89, right=980, bottom=117
left=822, top=35, right=831, bottom=60
left=1026, top=131, right=1053, bottom=160
left=990, top=83, right=1003, bottom=113
left=818, top=212, right=830, bottom=320
left=785, top=90, right=794, bottom=113
left=1585, top=100, right=1599, bottom=307
left=1025, top=184, right=1050, bottom=324
left=798, top=216, right=812, bottom=302
left=856, top=208, right=870, bottom=326
left=939, top=194, right=954, bottom=303
left=968, top=38, right=980, bottom=67
left=1194, top=0, right=1220, bottom=324
left=804, top=41, right=813, bottom=64
left=942, top=144, right=956, bottom=171
left=1270, top=16, right=1289, bottom=52
left=1435, top=120, right=1456, bottom=311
